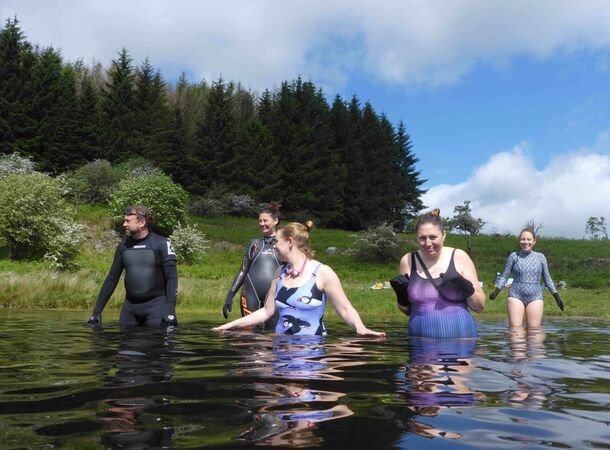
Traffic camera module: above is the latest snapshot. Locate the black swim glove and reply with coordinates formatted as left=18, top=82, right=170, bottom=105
left=390, top=274, right=410, bottom=307
left=163, top=314, right=178, bottom=326
left=223, top=292, right=234, bottom=319
left=163, top=303, right=178, bottom=326
left=88, top=313, right=101, bottom=326
left=552, top=292, right=564, bottom=312
left=439, top=272, right=475, bottom=298
left=489, top=287, right=501, bottom=300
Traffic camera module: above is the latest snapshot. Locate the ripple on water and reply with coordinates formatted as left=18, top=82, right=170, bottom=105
left=0, top=311, right=609, bottom=448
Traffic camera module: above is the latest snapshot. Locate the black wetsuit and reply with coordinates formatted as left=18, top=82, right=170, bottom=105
left=92, top=232, right=178, bottom=326
left=227, top=236, right=280, bottom=315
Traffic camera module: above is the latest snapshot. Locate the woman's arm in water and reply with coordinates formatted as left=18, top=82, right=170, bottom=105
left=455, top=249, right=486, bottom=313
left=213, top=277, right=278, bottom=331
left=318, top=265, right=385, bottom=337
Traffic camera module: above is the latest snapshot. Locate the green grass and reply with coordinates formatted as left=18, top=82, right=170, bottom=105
left=1, top=205, right=608, bottom=320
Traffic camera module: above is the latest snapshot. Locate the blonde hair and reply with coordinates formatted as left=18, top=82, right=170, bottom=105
left=279, top=221, right=315, bottom=258
left=415, top=208, right=444, bottom=233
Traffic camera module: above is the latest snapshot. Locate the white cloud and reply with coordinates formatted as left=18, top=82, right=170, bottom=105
left=422, top=136, right=610, bottom=238
left=2, top=1, right=610, bottom=90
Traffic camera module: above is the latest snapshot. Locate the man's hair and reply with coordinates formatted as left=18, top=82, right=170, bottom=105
left=125, top=205, right=153, bottom=227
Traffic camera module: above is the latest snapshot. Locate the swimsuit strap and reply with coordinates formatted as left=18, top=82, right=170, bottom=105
left=413, top=251, right=441, bottom=291
left=412, top=250, right=457, bottom=291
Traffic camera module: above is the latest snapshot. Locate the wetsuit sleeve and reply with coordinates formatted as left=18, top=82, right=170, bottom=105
left=227, top=240, right=256, bottom=295
left=540, top=254, right=557, bottom=294
left=496, top=253, right=515, bottom=289
left=160, top=238, right=178, bottom=313
left=92, top=245, right=124, bottom=315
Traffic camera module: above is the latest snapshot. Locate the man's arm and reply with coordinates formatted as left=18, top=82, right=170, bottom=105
left=89, top=245, right=123, bottom=324
left=161, top=238, right=179, bottom=325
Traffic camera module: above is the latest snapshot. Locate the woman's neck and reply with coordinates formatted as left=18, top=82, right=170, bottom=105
left=285, top=253, right=308, bottom=278
left=418, top=248, right=443, bottom=267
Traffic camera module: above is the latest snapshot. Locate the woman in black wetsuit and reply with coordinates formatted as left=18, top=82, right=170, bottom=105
left=223, top=204, right=281, bottom=319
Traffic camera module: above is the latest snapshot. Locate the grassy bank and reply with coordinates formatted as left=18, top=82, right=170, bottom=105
left=1, top=204, right=608, bottom=320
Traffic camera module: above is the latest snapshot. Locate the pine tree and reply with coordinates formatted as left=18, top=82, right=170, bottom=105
left=235, top=116, right=281, bottom=199
left=28, top=46, right=81, bottom=171
left=357, top=105, right=396, bottom=226
left=394, top=120, right=425, bottom=226
left=168, top=74, right=209, bottom=191
left=132, top=58, right=174, bottom=165
left=260, top=78, right=342, bottom=224
left=0, top=17, right=35, bottom=155
left=190, top=77, right=239, bottom=194
left=341, top=96, right=368, bottom=229
left=75, top=75, right=103, bottom=162
left=101, top=48, right=136, bottom=161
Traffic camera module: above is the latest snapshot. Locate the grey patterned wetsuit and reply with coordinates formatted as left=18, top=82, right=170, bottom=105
left=496, top=251, right=557, bottom=305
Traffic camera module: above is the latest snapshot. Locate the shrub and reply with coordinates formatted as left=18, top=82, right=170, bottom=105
left=223, top=193, right=258, bottom=217
left=0, top=173, right=84, bottom=267
left=169, top=223, right=210, bottom=264
left=109, top=173, right=189, bottom=236
left=115, top=157, right=163, bottom=179
left=190, top=195, right=228, bottom=217
left=353, top=222, right=401, bottom=262
left=0, top=152, right=36, bottom=177
left=65, top=159, right=122, bottom=203
left=43, top=218, right=85, bottom=270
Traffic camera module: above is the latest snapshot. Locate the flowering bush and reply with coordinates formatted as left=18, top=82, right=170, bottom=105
left=190, top=195, right=228, bottom=217
left=43, top=218, right=85, bottom=270
left=115, top=157, right=163, bottom=178
left=169, top=223, right=210, bottom=264
left=223, top=193, right=258, bottom=217
left=109, top=173, right=189, bottom=236
left=0, top=152, right=36, bottom=177
left=353, top=222, right=402, bottom=262
left=0, top=173, right=84, bottom=268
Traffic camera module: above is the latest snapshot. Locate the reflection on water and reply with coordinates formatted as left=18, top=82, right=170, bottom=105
left=506, top=327, right=548, bottom=410
left=94, top=327, right=176, bottom=448
left=394, top=338, right=479, bottom=440
left=230, top=335, right=360, bottom=446
left=0, top=311, right=609, bottom=449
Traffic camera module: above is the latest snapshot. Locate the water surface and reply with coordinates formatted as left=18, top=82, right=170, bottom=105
left=0, top=311, right=609, bottom=449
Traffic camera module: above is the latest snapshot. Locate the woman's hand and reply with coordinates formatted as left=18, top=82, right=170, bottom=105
left=439, top=271, right=475, bottom=298
left=355, top=326, right=386, bottom=337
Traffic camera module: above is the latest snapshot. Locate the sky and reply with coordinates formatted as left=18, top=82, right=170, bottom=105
left=2, top=0, right=610, bottom=238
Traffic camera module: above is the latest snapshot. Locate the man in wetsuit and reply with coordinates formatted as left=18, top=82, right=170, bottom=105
left=88, top=205, right=178, bottom=327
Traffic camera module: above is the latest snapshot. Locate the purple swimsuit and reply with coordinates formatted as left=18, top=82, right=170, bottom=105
left=407, top=251, right=478, bottom=338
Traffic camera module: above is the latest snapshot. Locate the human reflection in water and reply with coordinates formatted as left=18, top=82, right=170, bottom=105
left=506, top=326, right=548, bottom=408
left=95, top=327, right=176, bottom=449
left=231, top=334, right=363, bottom=447
left=394, top=337, right=481, bottom=440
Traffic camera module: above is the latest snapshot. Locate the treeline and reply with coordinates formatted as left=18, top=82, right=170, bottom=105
left=0, top=18, right=425, bottom=229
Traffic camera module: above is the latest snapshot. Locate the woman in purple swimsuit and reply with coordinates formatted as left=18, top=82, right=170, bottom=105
left=213, top=221, right=384, bottom=337
left=391, top=209, right=486, bottom=338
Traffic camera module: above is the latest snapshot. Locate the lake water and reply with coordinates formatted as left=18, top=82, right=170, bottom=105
left=0, top=310, right=609, bottom=449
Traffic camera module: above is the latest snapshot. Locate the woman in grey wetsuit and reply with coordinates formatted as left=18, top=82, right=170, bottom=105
left=489, top=228, right=564, bottom=330
left=214, top=221, right=384, bottom=337
left=223, top=204, right=282, bottom=319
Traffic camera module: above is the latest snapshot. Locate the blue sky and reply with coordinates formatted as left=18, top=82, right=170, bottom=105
left=2, top=0, right=610, bottom=237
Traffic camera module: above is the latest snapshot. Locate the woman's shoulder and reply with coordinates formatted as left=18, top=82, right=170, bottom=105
left=400, top=251, right=414, bottom=262
left=447, top=247, right=468, bottom=259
